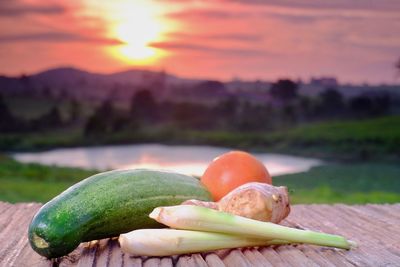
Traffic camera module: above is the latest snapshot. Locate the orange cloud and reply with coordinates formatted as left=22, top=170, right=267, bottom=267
left=0, top=0, right=399, bottom=84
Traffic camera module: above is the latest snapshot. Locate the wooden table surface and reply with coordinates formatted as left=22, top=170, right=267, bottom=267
left=1, top=201, right=399, bottom=267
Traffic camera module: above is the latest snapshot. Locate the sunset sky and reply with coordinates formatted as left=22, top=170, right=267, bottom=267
left=0, top=0, right=399, bottom=84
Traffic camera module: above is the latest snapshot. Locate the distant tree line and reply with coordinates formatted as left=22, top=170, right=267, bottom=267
left=0, top=78, right=395, bottom=135
left=0, top=93, right=77, bottom=133
left=83, top=79, right=394, bottom=136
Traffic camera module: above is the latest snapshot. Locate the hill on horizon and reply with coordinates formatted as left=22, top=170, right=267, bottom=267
left=0, top=66, right=399, bottom=105
left=0, top=66, right=203, bottom=103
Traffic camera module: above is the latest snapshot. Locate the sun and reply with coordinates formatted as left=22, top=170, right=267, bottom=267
left=109, top=2, right=164, bottom=63
left=115, top=6, right=158, bottom=60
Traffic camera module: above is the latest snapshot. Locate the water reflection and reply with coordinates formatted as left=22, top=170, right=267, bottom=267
left=12, top=144, right=322, bottom=176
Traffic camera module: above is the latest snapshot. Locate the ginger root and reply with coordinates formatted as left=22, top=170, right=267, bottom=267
left=182, top=182, right=290, bottom=223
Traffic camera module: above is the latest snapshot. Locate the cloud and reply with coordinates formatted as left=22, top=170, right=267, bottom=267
left=0, top=32, right=123, bottom=45
left=261, top=7, right=400, bottom=22
left=165, top=0, right=400, bottom=21
left=266, top=13, right=317, bottom=24
left=166, top=9, right=249, bottom=20
left=149, top=41, right=270, bottom=57
left=0, top=2, right=66, bottom=17
left=166, top=32, right=264, bottom=43
left=165, top=4, right=399, bottom=28
left=343, top=34, right=400, bottom=51
left=159, top=0, right=400, bottom=11
left=263, top=11, right=366, bottom=24
left=217, top=0, right=400, bottom=12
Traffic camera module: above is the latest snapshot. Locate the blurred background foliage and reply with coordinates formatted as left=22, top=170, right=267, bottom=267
left=0, top=71, right=399, bottom=204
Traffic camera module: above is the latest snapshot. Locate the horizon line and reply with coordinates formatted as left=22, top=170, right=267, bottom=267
left=1, top=64, right=399, bottom=87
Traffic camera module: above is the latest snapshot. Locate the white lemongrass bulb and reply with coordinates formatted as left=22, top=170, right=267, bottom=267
left=119, top=228, right=283, bottom=256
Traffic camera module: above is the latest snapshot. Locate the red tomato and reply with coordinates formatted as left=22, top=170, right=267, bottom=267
left=201, top=151, right=272, bottom=201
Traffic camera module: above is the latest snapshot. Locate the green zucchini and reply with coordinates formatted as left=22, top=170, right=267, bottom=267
left=28, top=169, right=211, bottom=258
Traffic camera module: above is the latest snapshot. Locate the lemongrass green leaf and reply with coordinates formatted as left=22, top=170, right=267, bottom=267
left=149, top=205, right=357, bottom=250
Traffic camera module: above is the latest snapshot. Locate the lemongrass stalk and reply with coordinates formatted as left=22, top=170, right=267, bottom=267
left=119, top=229, right=289, bottom=256
left=150, top=205, right=357, bottom=250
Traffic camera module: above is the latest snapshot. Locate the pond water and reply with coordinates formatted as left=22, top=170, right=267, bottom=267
left=12, top=144, right=322, bottom=176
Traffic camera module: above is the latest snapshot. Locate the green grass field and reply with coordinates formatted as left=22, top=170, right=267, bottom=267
left=0, top=156, right=398, bottom=204
left=0, top=156, right=96, bottom=203
left=2, top=116, right=399, bottom=161
left=1, top=115, right=399, bottom=204
left=189, top=115, right=400, bottom=160
left=274, top=163, right=400, bottom=204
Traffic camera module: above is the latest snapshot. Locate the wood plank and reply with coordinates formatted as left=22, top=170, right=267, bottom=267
left=305, top=204, right=400, bottom=266
left=1, top=202, right=400, bottom=267
left=242, top=248, right=273, bottom=267
left=0, top=201, right=8, bottom=209
left=143, top=256, right=173, bottom=267
left=204, top=253, right=225, bottom=267
left=0, top=203, right=45, bottom=267
left=333, top=205, right=400, bottom=260
left=76, top=241, right=97, bottom=267
left=300, top=245, right=354, bottom=267
left=287, top=205, right=373, bottom=266
left=334, top=204, right=400, bottom=247
left=122, top=253, right=142, bottom=267
left=143, top=257, right=163, bottom=267
left=0, top=201, right=12, bottom=216
left=282, top=215, right=355, bottom=267
left=107, top=238, right=125, bottom=267
left=365, top=204, right=400, bottom=221
left=89, top=239, right=119, bottom=267
left=295, top=244, right=340, bottom=267
left=259, top=247, right=294, bottom=267
left=223, top=249, right=252, bottom=267
left=303, top=204, right=387, bottom=266
left=57, top=241, right=95, bottom=267
left=368, top=204, right=400, bottom=219
left=344, top=206, right=400, bottom=252
left=0, top=203, right=25, bottom=236
left=352, top=205, right=400, bottom=232
left=159, top=257, right=174, bottom=267
left=176, top=254, right=207, bottom=267
left=275, top=245, right=319, bottom=267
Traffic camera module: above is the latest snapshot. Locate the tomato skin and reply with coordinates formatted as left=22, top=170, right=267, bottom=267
left=201, top=151, right=272, bottom=201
